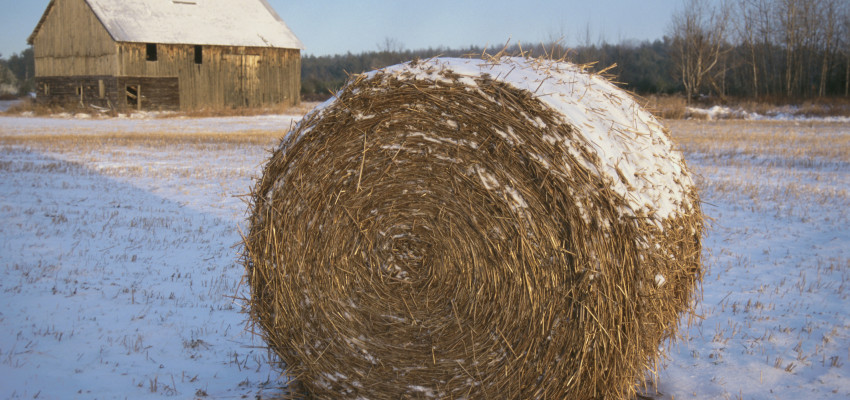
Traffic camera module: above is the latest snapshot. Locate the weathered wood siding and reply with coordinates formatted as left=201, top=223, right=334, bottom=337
left=35, top=76, right=116, bottom=108
left=34, top=76, right=180, bottom=111
left=117, top=77, right=180, bottom=111
left=117, top=43, right=300, bottom=109
left=30, top=0, right=118, bottom=77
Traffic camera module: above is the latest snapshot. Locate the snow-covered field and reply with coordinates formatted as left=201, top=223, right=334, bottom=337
left=0, top=100, right=22, bottom=113
left=686, top=105, right=850, bottom=123
left=1, top=115, right=848, bottom=399
left=0, top=115, right=299, bottom=399
left=658, top=120, right=850, bottom=399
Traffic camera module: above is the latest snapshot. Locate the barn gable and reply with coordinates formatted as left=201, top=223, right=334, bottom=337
left=28, top=0, right=119, bottom=77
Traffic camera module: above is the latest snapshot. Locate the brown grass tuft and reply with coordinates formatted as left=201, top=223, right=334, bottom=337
left=643, top=94, right=689, bottom=120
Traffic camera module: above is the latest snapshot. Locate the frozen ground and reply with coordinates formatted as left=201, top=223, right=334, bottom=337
left=0, top=116, right=296, bottom=399
left=0, top=100, right=23, bottom=113
left=0, top=114, right=302, bottom=136
left=659, top=120, right=850, bottom=399
left=686, top=105, right=850, bottom=122
left=1, top=115, right=848, bottom=398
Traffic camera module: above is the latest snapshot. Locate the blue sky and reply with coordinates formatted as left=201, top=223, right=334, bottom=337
left=1, top=0, right=679, bottom=58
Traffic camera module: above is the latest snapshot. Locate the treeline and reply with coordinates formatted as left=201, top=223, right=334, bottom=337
left=0, top=48, right=34, bottom=98
left=301, top=41, right=681, bottom=101
left=301, top=45, right=478, bottom=100
left=669, top=0, right=850, bottom=101
left=304, top=0, right=850, bottom=103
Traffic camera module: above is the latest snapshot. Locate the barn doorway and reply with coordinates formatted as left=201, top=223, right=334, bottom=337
left=223, top=54, right=260, bottom=108
left=126, top=85, right=140, bottom=110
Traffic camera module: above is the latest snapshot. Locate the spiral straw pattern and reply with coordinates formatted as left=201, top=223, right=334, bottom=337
left=243, top=57, right=703, bottom=399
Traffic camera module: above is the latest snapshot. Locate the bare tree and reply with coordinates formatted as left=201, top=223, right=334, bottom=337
left=755, top=0, right=779, bottom=95
left=845, top=6, right=850, bottom=97
left=817, top=0, right=840, bottom=97
left=777, top=0, right=826, bottom=97
left=735, top=0, right=777, bottom=97
left=736, top=0, right=760, bottom=96
left=837, top=1, right=850, bottom=97
left=669, top=0, right=732, bottom=103
left=377, top=37, right=405, bottom=54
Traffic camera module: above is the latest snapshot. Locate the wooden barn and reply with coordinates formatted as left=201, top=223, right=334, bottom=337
left=28, top=0, right=303, bottom=111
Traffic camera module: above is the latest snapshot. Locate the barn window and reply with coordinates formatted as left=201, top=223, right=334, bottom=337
left=98, top=80, right=105, bottom=99
left=146, top=43, right=158, bottom=61
left=76, top=85, right=83, bottom=97
left=194, top=45, right=203, bottom=64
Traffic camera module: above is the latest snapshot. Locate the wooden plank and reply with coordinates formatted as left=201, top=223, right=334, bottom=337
left=222, top=53, right=242, bottom=108
left=35, top=75, right=119, bottom=109
left=117, top=77, right=180, bottom=111
left=243, top=55, right=260, bottom=107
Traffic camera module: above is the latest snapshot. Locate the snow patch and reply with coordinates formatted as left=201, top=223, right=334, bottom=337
left=355, top=57, right=695, bottom=223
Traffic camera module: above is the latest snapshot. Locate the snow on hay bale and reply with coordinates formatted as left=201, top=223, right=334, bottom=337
left=243, top=56, right=703, bottom=398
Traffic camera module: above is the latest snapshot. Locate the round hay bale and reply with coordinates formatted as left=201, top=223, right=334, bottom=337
left=243, top=57, right=703, bottom=399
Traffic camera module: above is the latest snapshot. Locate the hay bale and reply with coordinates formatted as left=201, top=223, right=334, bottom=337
left=243, top=56, right=703, bottom=399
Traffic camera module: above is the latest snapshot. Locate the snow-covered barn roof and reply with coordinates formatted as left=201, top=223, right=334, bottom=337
left=29, top=0, right=304, bottom=49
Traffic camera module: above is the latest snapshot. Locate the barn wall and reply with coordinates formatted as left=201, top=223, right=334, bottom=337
left=117, top=77, right=180, bottom=111
left=34, top=76, right=117, bottom=109
left=31, top=0, right=118, bottom=77
left=117, top=43, right=300, bottom=110
left=34, top=76, right=180, bottom=111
